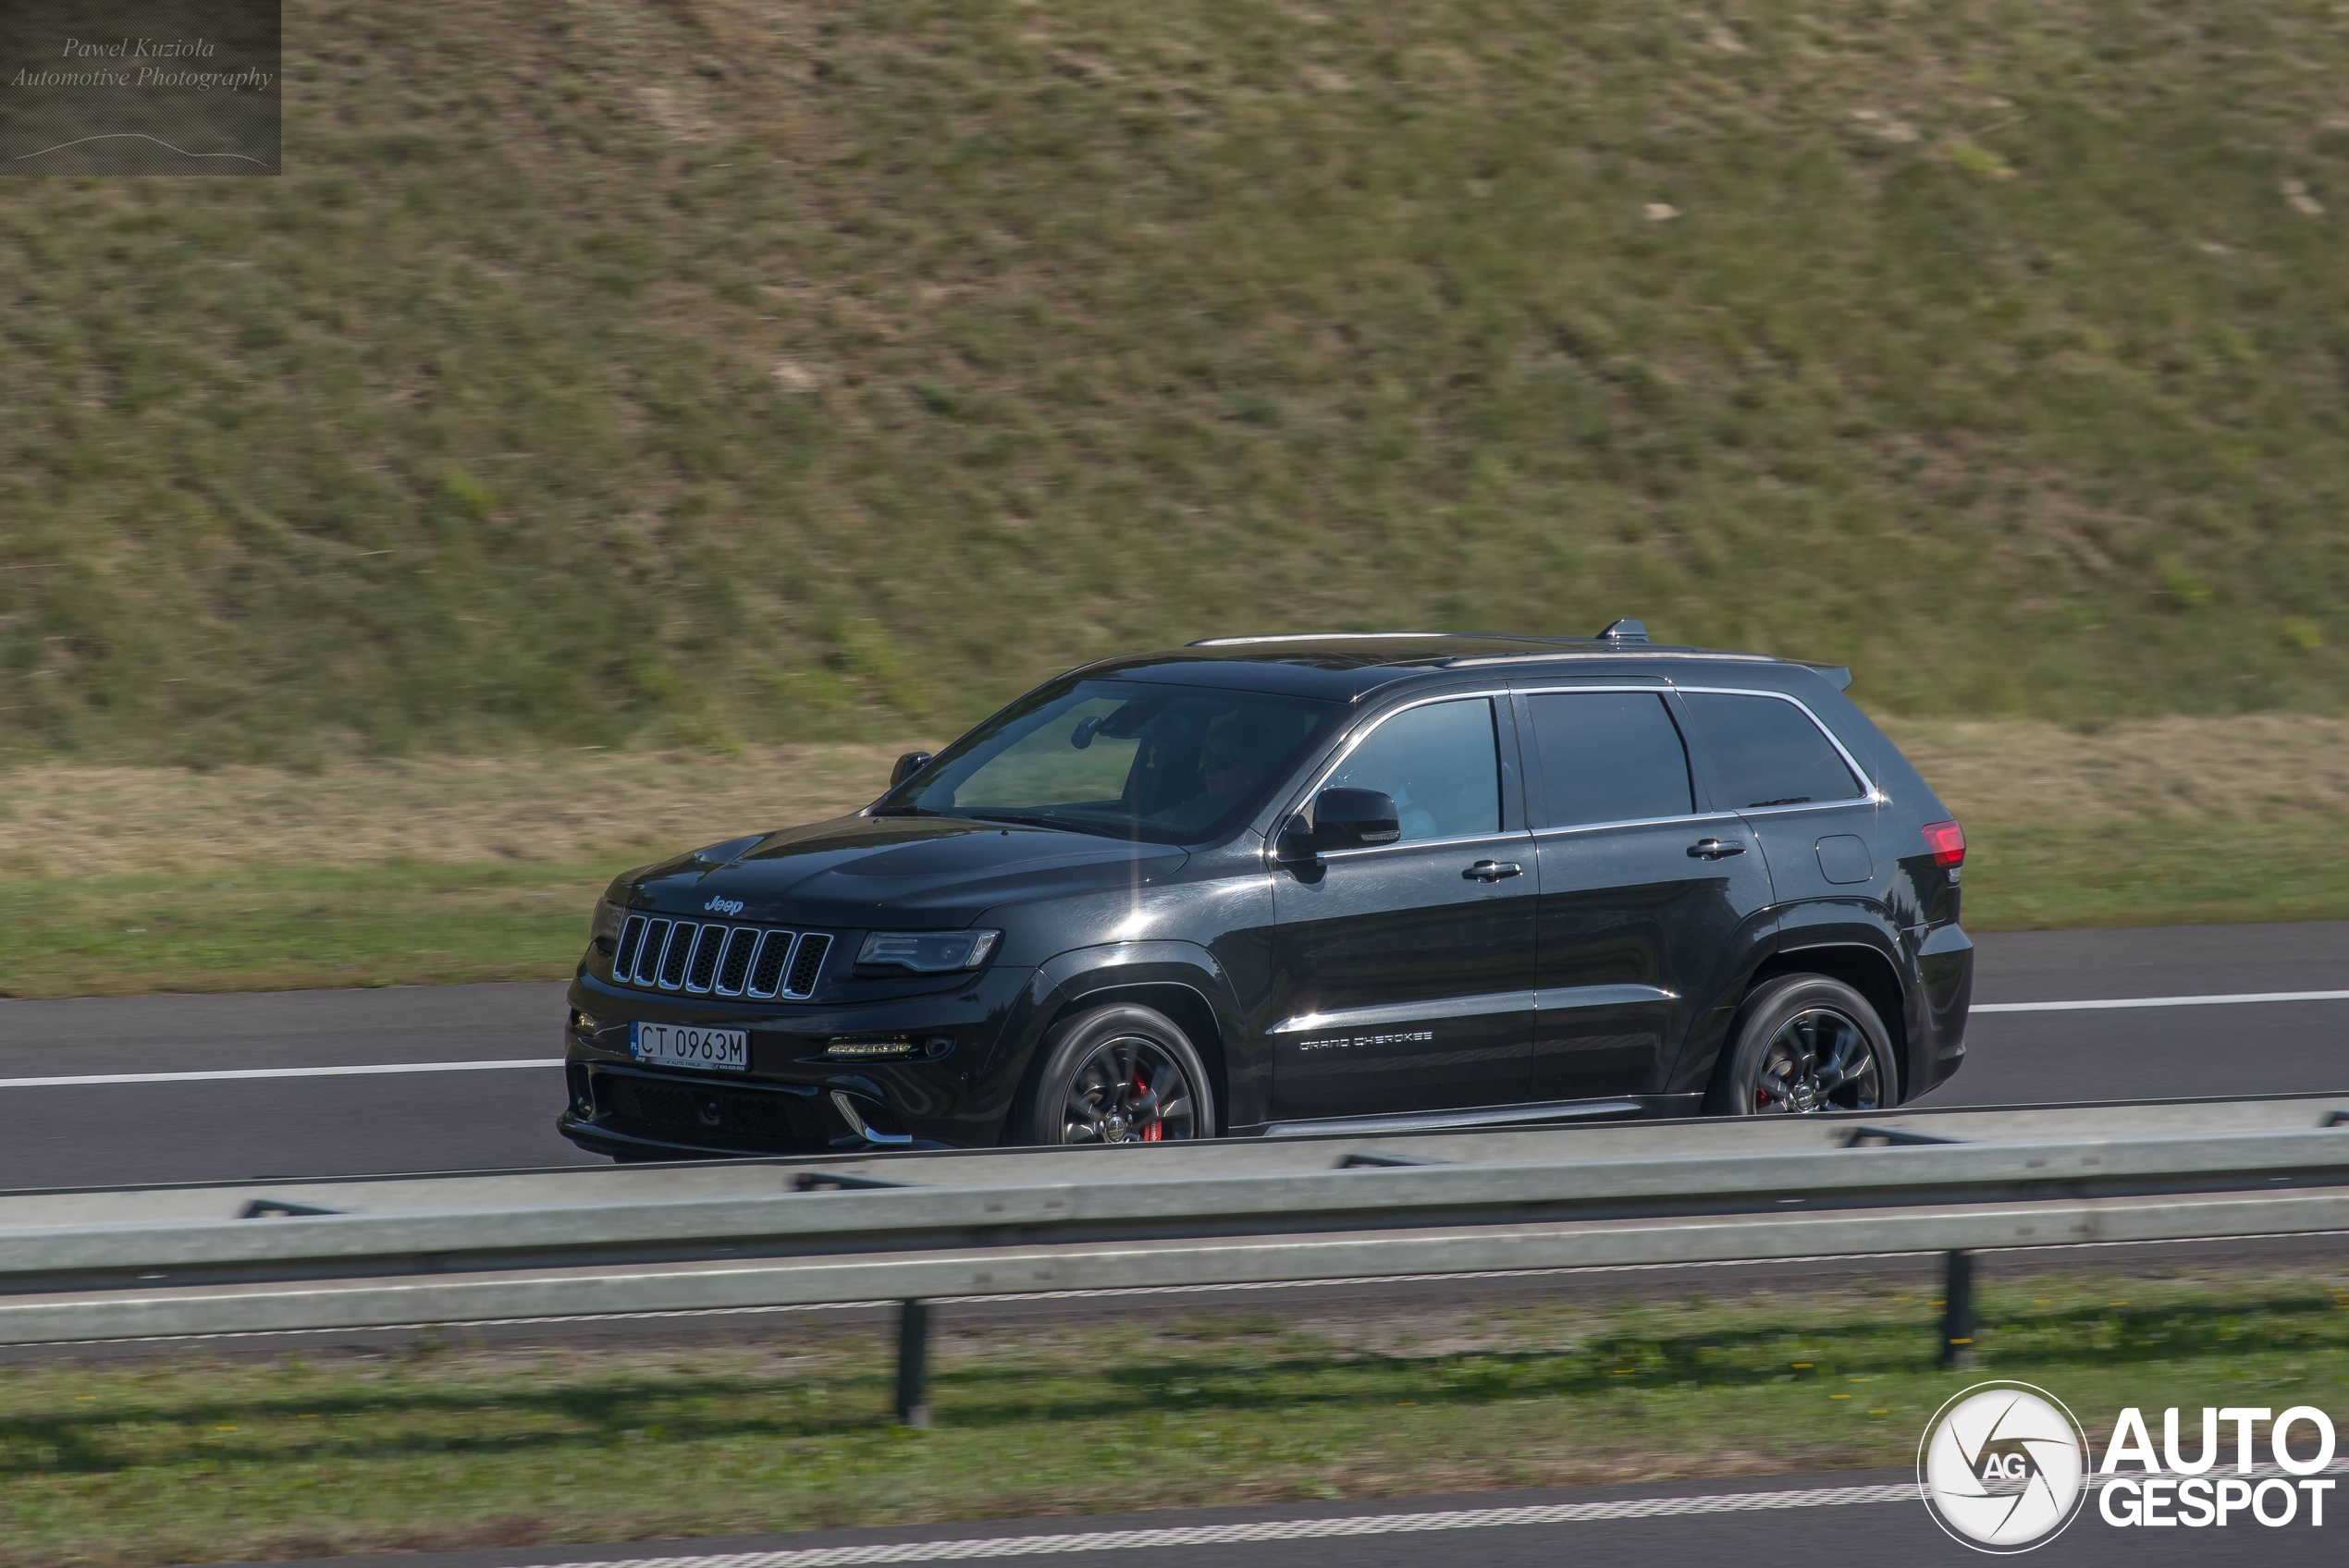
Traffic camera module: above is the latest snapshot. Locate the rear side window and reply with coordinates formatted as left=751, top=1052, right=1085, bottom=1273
left=1526, top=692, right=1693, bottom=827
left=1680, top=692, right=1863, bottom=809
left=1323, top=698, right=1501, bottom=842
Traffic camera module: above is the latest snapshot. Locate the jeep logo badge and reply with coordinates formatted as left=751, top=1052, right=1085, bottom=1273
left=703, top=897, right=745, bottom=916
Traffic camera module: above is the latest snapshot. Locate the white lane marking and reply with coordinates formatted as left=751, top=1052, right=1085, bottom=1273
left=5, top=987, right=2338, bottom=1087
left=1974, top=989, right=2349, bottom=1014
left=0, top=1060, right=561, bottom=1089
left=501, top=1486, right=1925, bottom=1567
left=527, top=1461, right=2349, bottom=1568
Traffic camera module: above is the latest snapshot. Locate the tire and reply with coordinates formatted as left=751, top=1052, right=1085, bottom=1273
left=1705, top=974, right=1898, bottom=1116
left=1010, top=1003, right=1218, bottom=1145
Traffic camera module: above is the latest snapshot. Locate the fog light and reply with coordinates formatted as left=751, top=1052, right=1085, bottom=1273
left=824, top=1035, right=918, bottom=1059
left=569, top=1008, right=602, bottom=1035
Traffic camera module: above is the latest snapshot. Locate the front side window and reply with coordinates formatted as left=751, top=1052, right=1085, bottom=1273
left=877, top=679, right=1343, bottom=844
left=1528, top=692, right=1694, bottom=827
left=1679, top=692, right=1863, bottom=809
left=1322, top=698, right=1502, bottom=843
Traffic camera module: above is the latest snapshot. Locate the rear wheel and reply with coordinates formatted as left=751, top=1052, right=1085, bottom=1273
left=1706, top=974, right=1896, bottom=1116
left=1011, top=1003, right=1216, bottom=1145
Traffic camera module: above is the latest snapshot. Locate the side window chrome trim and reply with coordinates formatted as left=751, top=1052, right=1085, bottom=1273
left=1317, top=827, right=1533, bottom=863
left=1736, top=796, right=1881, bottom=819
left=1529, top=808, right=1742, bottom=839
left=1273, top=682, right=1881, bottom=844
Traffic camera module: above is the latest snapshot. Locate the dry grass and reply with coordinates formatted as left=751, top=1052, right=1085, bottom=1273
left=1881, top=714, right=2349, bottom=825
left=0, top=742, right=932, bottom=877
left=3, top=719, right=2342, bottom=998
left=4, top=717, right=2343, bottom=881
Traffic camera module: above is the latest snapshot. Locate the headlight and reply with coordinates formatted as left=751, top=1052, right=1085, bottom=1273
left=855, top=929, right=1001, bottom=973
left=588, top=897, right=624, bottom=949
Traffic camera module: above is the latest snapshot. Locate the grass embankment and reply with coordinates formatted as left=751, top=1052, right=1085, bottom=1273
left=3, top=717, right=2343, bottom=997
left=2, top=0, right=2345, bottom=767
left=3, top=1267, right=2345, bottom=1567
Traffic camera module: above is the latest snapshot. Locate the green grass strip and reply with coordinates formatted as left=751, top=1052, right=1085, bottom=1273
left=3, top=1268, right=2344, bottom=1567
left=4, top=824, right=2344, bottom=998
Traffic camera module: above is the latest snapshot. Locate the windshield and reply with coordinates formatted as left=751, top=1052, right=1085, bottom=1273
left=877, top=679, right=1343, bottom=844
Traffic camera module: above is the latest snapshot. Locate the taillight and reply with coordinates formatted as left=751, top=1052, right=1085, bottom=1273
left=1922, top=820, right=1965, bottom=868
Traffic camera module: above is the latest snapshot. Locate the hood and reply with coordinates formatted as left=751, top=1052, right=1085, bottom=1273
left=619, top=814, right=1189, bottom=929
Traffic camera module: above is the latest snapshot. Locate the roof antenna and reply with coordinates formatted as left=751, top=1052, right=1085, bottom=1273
left=1594, top=619, right=1648, bottom=643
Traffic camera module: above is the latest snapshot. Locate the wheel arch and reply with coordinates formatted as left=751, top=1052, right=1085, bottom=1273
left=1004, top=942, right=1246, bottom=1140
left=1745, top=941, right=1913, bottom=1101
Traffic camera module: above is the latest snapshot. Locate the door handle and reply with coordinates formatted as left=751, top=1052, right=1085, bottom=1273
left=1463, top=860, right=1523, bottom=881
left=1687, top=839, right=1745, bottom=860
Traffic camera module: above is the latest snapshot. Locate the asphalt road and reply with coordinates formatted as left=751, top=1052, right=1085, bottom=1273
left=197, top=1466, right=2339, bottom=1568
left=1, top=921, right=2343, bottom=1189
left=9, top=925, right=2341, bottom=1567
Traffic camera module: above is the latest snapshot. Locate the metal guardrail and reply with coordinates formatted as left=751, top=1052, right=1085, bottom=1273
left=2, top=1096, right=2345, bottom=1425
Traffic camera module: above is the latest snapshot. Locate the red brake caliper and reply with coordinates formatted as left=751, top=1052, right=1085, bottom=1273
left=1138, top=1072, right=1162, bottom=1140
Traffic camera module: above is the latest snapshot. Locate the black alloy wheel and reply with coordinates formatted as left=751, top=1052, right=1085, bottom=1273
left=1748, top=1007, right=1881, bottom=1113
left=1014, top=1003, right=1217, bottom=1145
left=1060, top=1033, right=1198, bottom=1143
left=1708, top=974, right=1897, bottom=1117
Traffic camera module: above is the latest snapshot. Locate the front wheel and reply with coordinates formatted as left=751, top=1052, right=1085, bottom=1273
left=1011, top=1003, right=1217, bottom=1145
left=1706, top=974, right=1897, bottom=1116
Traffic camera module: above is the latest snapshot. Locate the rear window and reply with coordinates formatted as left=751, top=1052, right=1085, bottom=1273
left=1527, top=692, right=1694, bottom=827
left=1679, top=692, right=1863, bottom=809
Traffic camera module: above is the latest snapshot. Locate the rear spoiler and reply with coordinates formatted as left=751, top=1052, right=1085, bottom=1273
left=1795, top=661, right=1852, bottom=691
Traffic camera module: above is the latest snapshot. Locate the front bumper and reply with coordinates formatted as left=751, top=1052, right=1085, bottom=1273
left=555, top=962, right=1038, bottom=1158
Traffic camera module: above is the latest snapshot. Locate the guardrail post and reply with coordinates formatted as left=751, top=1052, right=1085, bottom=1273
left=894, top=1298, right=932, bottom=1427
left=1939, top=1250, right=1975, bottom=1368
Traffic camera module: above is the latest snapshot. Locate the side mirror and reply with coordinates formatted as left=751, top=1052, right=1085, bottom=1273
left=890, top=751, right=935, bottom=790
left=1310, top=787, right=1401, bottom=851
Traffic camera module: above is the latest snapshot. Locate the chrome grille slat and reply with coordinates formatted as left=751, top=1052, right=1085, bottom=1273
left=613, top=916, right=648, bottom=980
left=658, top=922, right=698, bottom=989
left=714, top=928, right=760, bottom=997
left=683, top=925, right=727, bottom=993
left=634, top=919, right=673, bottom=986
left=746, top=931, right=796, bottom=999
left=782, top=933, right=831, bottom=999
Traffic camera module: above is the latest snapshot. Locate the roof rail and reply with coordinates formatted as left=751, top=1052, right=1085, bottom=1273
left=1186, top=632, right=1459, bottom=647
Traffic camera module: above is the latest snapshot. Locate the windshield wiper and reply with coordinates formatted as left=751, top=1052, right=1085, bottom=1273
left=961, top=810, right=1130, bottom=840
left=869, top=804, right=940, bottom=817
left=1746, top=796, right=1814, bottom=807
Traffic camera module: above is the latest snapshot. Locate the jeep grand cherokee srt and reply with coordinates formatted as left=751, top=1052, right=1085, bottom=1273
left=558, top=623, right=1973, bottom=1158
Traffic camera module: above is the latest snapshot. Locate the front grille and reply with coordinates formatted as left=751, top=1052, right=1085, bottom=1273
left=595, top=1071, right=830, bottom=1153
left=610, top=915, right=829, bottom=999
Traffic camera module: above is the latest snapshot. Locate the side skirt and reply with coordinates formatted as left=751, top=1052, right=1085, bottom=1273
left=1257, top=1094, right=1697, bottom=1139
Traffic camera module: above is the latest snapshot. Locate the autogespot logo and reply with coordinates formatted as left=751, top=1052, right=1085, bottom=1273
left=1919, top=1382, right=2091, bottom=1552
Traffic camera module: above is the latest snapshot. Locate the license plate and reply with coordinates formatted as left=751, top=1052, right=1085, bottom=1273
left=629, top=1022, right=749, bottom=1072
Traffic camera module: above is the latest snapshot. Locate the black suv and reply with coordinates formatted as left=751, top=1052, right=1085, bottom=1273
left=558, top=624, right=1974, bottom=1158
